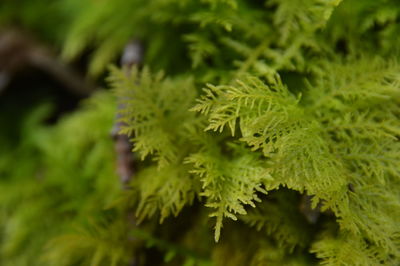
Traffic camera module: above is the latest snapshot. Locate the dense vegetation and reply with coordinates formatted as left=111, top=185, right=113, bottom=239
left=0, top=0, right=399, bottom=265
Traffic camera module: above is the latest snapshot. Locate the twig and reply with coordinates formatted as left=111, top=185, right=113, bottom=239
left=111, top=40, right=143, bottom=188
left=0, top=28, right=93, bottom=96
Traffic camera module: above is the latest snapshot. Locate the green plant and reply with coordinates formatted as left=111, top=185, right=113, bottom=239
left=0, top=0, right=399, bottom=265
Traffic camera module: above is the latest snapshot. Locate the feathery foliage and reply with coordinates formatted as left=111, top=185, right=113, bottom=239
left=0, top=92, right=122, bottom=266
left=108, top=53, right=400, bottom=264
left=1, top=0, right=400, bottom=265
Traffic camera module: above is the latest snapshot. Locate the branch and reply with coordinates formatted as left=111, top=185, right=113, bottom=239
left=0, top=28, right=93, bottom=96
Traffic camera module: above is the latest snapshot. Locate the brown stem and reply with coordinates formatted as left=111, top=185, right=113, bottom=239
left=0, top=28, right=93, bottom=96
left=112, top=40, right=143, bottom=188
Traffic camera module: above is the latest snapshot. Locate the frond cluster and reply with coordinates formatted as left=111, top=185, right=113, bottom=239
left=110, top=56, right=400, bottom=264
left=60, top=0, right=344, bottom=76
left=110, top=67, right=275, bottom=241
left=110, top=66, right=198, bottom=167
